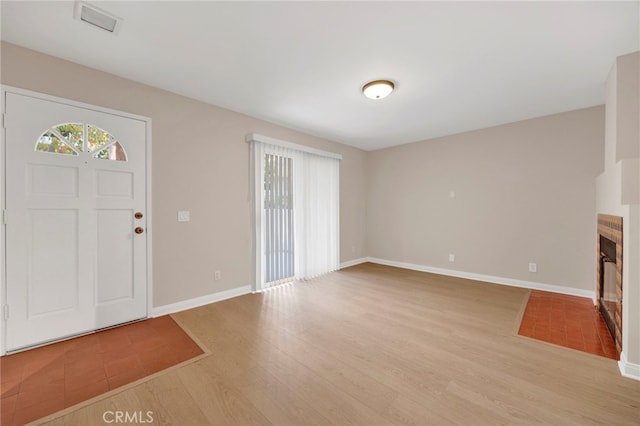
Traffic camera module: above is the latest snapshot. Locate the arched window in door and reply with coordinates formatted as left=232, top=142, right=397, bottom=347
left=36, top=123, right=127, bottom=161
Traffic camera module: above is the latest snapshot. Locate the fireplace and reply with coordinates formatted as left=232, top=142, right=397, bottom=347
left=596, top=214, right=623, bottom=357
left=599, top=235, right=617, bottom=339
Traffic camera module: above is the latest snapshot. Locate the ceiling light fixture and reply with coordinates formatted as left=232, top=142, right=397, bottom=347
left=362, top=80, right=395, bottom=100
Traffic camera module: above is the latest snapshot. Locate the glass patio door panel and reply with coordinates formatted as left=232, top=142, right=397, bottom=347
left=263, top=153, right=294, bottom=285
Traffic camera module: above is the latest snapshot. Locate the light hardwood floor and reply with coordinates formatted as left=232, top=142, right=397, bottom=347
left=40, top=263, right=640, bottom=425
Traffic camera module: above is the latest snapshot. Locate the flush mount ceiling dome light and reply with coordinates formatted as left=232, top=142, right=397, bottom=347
left=362, top=80, right=395, bottom=100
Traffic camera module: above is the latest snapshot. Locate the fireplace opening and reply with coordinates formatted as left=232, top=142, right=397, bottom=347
left=599, top=234, right=618, bottom=341
left=597, top=214, right=622, bottom=357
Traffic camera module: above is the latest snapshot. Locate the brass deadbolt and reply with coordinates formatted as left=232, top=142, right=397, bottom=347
left=134, top=212, right=144, bottom=219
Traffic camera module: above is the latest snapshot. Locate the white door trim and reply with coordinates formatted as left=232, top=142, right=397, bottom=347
left=0, top=85, right=153, bottom=355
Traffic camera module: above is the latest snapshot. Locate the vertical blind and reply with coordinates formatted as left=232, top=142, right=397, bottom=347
left=248, top=134, right=341, bottom=292
left=294, top=152, right=340, bottom=279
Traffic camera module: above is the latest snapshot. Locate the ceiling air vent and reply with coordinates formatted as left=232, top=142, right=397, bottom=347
left=74, top=2, right=121, bottom=33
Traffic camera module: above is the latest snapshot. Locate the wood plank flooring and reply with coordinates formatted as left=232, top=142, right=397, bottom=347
left=37, top=263, right=640, bottom=425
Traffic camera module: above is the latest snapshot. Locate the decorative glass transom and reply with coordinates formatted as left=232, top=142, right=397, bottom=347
left=36, top=123, right=127, bottom=161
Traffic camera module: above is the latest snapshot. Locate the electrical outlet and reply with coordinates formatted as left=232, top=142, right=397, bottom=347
left=528, top=263, right=537, bottom=273
left=214, top=270, right=221, bottom=281
left=449, top=254, right=455, bottom=262
left=177, top=210, right=190, bottom=222
left=351, top=246, right=356, bottom=253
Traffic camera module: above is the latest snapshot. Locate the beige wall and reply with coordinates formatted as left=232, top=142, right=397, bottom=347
left=367, top=107, right=605, bottom=291
left=596, top=52, right=640, bottom=372
left=2, top=43, right=632, bottom=364
left=0, top=42, right=368, bottom=307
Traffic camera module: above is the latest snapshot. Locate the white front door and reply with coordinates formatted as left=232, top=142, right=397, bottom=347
left=3, top=90, right=149, bottom=352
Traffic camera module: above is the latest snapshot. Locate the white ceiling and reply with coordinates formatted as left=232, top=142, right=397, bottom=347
left=1, top=1, right=638, bottom=151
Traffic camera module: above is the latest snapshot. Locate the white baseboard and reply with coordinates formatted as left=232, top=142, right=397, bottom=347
left=151, top=285, right=252, bottom=317
left=619, top=352, right=640, bottom=381
left=340, top=257, right=368, bottom=269
left=366, top=257, right=596, bottom=300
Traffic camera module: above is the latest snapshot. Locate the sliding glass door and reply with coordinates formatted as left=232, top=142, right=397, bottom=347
left=248, top=133, right=340, bottom=292
left=263, top=153, right=295, bottom=285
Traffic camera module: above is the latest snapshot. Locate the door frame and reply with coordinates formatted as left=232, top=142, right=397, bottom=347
left=0, top=85, right=153, bottom=355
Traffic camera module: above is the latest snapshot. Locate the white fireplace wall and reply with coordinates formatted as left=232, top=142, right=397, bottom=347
left=595, top=51, right=640, bottom=379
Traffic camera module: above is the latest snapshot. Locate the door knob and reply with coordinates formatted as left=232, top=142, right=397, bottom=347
left=134, top=227, right=144, bottom=234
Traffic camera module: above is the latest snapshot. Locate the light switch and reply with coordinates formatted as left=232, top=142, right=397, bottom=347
left=177, top=210, right=190, bottom=222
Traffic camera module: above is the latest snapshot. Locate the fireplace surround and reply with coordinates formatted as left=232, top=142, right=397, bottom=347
left=596, top=214, right=623, bottom=357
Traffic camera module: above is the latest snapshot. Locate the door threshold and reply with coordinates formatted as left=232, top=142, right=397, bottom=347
left=4, top=317, right=148, bottom=355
